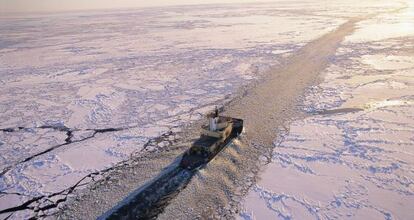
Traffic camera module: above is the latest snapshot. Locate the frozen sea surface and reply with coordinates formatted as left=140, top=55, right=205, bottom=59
left=239, top=1, right=414, bottom=219
left=0, top=0, right=411, bottom=219
left=0, top=1, right=349, bottom=218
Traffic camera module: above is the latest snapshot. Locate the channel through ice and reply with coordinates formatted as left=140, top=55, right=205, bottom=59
left=0, top=0, right=413, bottom=219
left=239, top=1, right=414, bottom=219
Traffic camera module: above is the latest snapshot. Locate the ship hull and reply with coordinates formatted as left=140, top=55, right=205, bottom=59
left=180, top=117, right=243, bottom=170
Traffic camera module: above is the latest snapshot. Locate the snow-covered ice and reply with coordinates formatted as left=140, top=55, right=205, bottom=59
left=0, top=1, right=349, bottom=218
left=239, top=1, right=414, bottom=219
left=0, top=0, right=412, bottom=219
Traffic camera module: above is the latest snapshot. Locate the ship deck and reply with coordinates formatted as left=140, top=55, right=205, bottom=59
left=193, top=135, right=220, bottom=148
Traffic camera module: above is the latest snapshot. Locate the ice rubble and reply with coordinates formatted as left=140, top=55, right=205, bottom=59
left=0, top=2, right=347, bottom=218
left=239, top=2, right=414, bottom=219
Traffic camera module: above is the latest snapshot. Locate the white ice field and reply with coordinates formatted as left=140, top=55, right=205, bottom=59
left=1, top=0, right=413, bottom=219
left=239, top=1, right=414, bottom=219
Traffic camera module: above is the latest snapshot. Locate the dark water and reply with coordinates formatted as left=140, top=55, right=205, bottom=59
left=98, top=165, right=196, bottom=220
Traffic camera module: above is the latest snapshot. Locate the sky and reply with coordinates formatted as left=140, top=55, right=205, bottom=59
left=0, top=0, right=276, bottom=13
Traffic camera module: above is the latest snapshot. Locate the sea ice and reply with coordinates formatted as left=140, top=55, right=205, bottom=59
left=239, top=2, right=414, bottom=219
